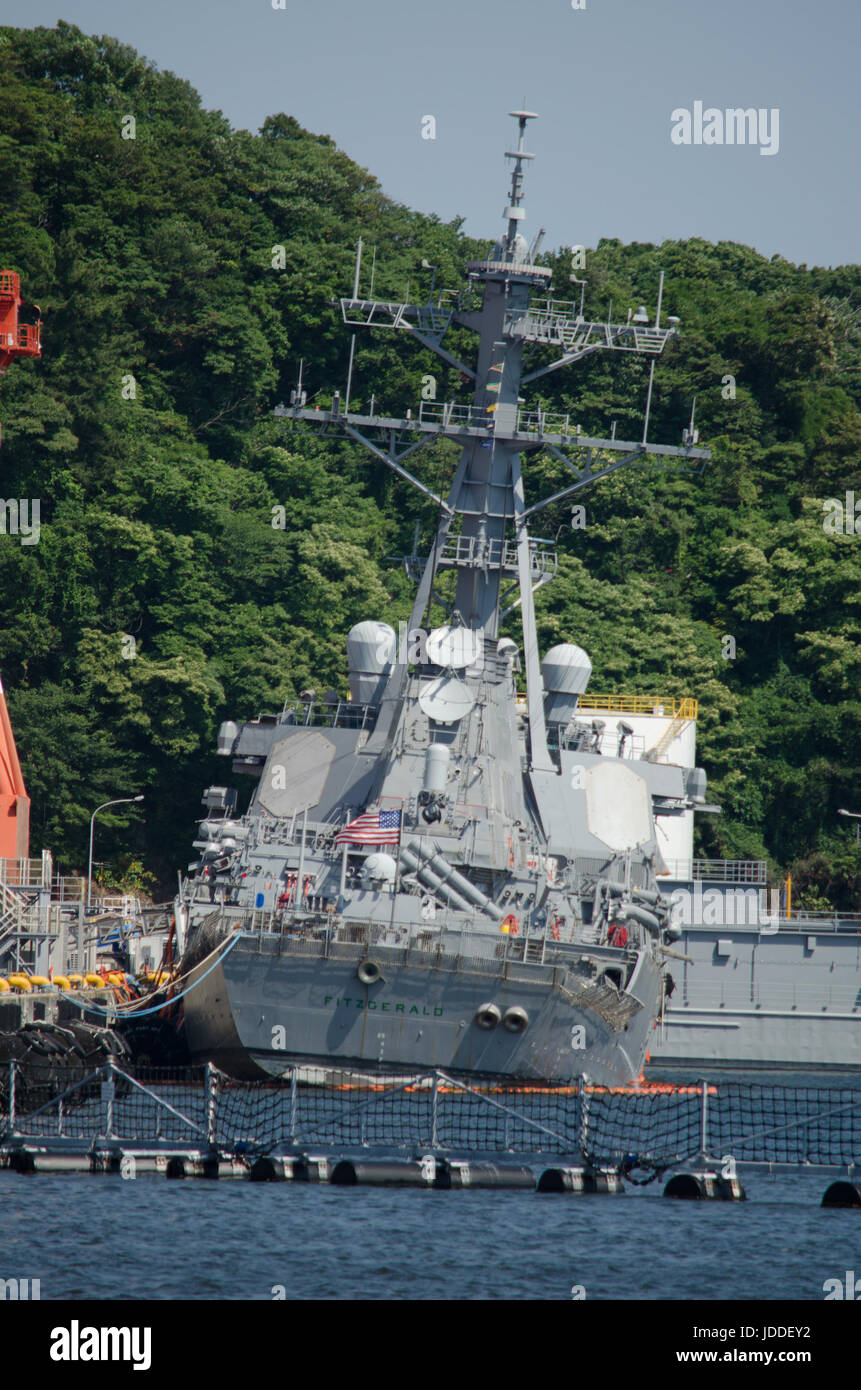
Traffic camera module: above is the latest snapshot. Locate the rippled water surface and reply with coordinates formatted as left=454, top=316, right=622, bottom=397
left=3, top=1166, right=858, bottom=1301
left=4, top=1068, right=859, bottom=1301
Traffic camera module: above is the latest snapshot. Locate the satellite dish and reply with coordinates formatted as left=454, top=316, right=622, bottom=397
left=426, top=626, right=482, bottom=670
left=418, top=676, right=475, bottom=725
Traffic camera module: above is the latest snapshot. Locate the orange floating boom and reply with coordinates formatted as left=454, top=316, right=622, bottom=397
left=0, top=675, right=30, bottom=858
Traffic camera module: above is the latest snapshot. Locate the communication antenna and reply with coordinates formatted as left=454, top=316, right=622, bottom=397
left=290, top=359, right=306, bottom=408
left=504, top=110, right=538, bottom=255
left=344, top=238, right=364, bottom=410
left=642, top=360, right=656, bottom=445
left=528, top=227, right=546, bottom=262
left=682, top=397, right=699, bottom=445
left=641, top=272, right=666, bottom=444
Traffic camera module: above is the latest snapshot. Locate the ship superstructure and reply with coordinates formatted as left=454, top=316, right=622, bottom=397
left=575, top=697, right=861, bottom=1074
left=177, top=113, right=711, bottom=1084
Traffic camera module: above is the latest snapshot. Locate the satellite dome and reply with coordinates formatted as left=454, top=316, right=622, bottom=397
left=361, top=852, right=397, bottom=887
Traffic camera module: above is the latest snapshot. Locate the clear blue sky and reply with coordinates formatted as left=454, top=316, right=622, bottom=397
left=4, top=0, right=859, bottom=267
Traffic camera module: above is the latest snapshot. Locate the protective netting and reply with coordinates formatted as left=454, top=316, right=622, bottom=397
left=216, top=1078, right=584, bottom=1155
left=581, top=1087, right=705, bottom=1167
left=0, top=1066, right=209, bottom=1144
left=707, top=1084, right=861, bottom=1167
left=3, top=1066, right=861, bottom=1168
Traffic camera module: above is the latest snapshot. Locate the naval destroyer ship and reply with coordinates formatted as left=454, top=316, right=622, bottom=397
left=176, top=112, right=713, bottom=1085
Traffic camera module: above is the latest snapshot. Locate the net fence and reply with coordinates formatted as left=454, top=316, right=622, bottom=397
left=2, top=1064, right=861, bottom=1169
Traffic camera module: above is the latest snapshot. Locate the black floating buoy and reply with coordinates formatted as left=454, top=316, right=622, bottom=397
left=293, top=1155, right=332, bottom=1183
left=443, top=1161, right=535, bottom=1190
left=663, top=1171, right=745, bottom=1201
left=250, top=1156, right=284, bottom=1182
left=537, top=1166, right=624, bottom=1194
left=822, top=1180, right=861, bottom=1208
left=9, top=1149, right=92, bottom=1174
left=250, top=1155, right=301, bottom=1182
left=330, top=1159, right=439, bottom=1187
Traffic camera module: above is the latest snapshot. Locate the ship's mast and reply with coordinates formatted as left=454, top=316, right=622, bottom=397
left=276, top=112, right=709, bottom=771
left=453, top=110, right=549, bottom=642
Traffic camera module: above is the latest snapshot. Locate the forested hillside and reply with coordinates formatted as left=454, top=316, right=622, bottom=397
left=2, top=22, right=861, bottom=904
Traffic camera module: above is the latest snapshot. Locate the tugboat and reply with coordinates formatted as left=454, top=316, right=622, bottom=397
left=177, top=112, right=710, bottom=1084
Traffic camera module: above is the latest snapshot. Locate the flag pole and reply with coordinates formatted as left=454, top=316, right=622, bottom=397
left=388, top=800, right=404, bottom=931
left=297, top=806, right=308, bottom=913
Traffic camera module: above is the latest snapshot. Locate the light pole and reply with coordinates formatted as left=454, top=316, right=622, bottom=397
left=837, top=809, right=861, bottom=912
left=87, top=796, right=144, bottom=912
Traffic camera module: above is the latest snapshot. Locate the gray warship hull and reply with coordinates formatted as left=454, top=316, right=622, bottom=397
left=183, top=932, right=662, bottom=1085
left=649, top=915, right=861, bottom=1073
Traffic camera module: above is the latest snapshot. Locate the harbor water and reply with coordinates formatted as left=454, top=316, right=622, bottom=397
left=3, top=1165, right=858, bottom=1301
left=4, top=1059, right=859, bottom=1302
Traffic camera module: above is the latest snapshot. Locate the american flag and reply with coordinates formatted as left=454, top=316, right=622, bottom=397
left=335, top=808, right=402, bottom=845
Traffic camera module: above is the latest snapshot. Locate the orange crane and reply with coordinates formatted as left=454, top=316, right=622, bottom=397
left=0, top=674, right=29, bottom=859
left=0, top=271, right=41, bottom=374
left=0, top=271, right=42, bottom=447
left=0, top=271, right=39, bottom=852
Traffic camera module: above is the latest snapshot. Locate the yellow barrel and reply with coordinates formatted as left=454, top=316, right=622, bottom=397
left=7, top=974, right=32, bottom=992
left=29, top=975, right=51, bottom=988
left=53, top=975, right=72, bottom=990
left=84, top=973, right=105, bottom=988
left=0, top=978, right=9, bottom=992
left=66, top=974, right=83, bottom=988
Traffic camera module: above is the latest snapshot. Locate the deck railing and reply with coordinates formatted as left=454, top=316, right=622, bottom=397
left=577, top=694, right=698, bottom=719
left=659, top=859, right=768, bottom=885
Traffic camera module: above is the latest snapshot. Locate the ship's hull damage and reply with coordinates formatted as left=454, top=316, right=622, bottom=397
left=183, top=933, right=661, bottom=1086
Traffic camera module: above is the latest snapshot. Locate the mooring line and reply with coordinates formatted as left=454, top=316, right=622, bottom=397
left=53, top=931, right=242, bottom=1019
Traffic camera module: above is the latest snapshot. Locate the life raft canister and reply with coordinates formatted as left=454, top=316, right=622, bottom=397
left=501, top=914, right=519, bottom=936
